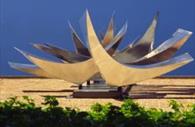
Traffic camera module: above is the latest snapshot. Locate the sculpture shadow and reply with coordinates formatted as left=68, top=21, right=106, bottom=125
left=22, top=84, right=195, bottom=99
left=128, top=84, right=195, bottom=99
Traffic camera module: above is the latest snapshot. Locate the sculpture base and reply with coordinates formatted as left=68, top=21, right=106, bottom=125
left=72, top=83, right=124, bottom=98
left=73, top=89, right=122, bottom=98
left=72, top=82, right=132, bottom=98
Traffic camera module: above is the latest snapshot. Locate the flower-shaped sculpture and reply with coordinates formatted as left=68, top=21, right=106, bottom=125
left=10, top=11, right=193, bottom=88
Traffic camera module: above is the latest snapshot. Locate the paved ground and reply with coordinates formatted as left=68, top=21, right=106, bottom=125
left=0, top=77, right=195, bottom=111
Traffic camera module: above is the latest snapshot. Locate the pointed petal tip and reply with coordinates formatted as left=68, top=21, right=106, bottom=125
left=14, top=47, right=32, bottom=61
left=124, top=21, right=128, bottom=29
left=177, top=28, right=193, bottom=35
left=68, top=22, right=78, bottom=36
left=8, top=61, right=15, bottom=67
left=173, top=53, right=194, bottom=64
left=153, top=11, right=159, bottom=21
left=32, top=43, right=40, bottom=48
left=85, top=9, right=89, bottom=16
left=183, top=53, right=194, bottom=63
left=8, top=62, right=22, bottom=69
left=172, top=28, right=193, bottom=37
left=68, top=21, right=74, bottom=31
left=110, top=11, right=116, bottom=23
left=14, top=47, right=26, bottom=55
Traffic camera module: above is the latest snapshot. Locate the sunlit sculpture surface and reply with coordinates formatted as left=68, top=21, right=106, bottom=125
left=10, top=11, right=193, bottom=88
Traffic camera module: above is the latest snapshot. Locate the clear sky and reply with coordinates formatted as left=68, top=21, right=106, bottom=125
left=0, top=0, right=195, bottom=75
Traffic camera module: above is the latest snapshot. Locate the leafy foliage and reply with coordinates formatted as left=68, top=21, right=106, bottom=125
left=0, top=96, right=194, bottom=127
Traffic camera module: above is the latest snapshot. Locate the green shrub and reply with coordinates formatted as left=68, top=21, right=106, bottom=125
left=0, top=96, right=194, bottom=127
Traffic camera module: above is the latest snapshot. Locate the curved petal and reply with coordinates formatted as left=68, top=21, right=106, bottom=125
left=131, top=28, right=192, bottom=64
left=33, top=43, right=89, bottom=62
left=132, top=11, right=159, bottom=49
left=113, top=12, right=159, bottom=63
left=102, top=15, right=114, bottom=46
left=9, top=62, right=51, bottom=78
left=18, top=50, right=98, bottom=84
left=104, top=22, right=127, bottom=51
left=69, top=22, right=90, bottom=56
left=86, top=11, right=193, bottom=86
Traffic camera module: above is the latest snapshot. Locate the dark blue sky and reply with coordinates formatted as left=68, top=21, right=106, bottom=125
left=0, top=0, right=195, bottom=76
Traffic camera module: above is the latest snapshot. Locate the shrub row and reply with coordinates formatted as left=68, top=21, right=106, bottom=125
left=0, top=96, right=195, bottom=127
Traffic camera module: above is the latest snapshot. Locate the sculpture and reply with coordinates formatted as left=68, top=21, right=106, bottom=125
left=9, top=11, right=193, bottom=97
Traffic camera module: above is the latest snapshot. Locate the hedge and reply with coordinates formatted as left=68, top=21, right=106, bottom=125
left=0, top=96, right=195, bottom=127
